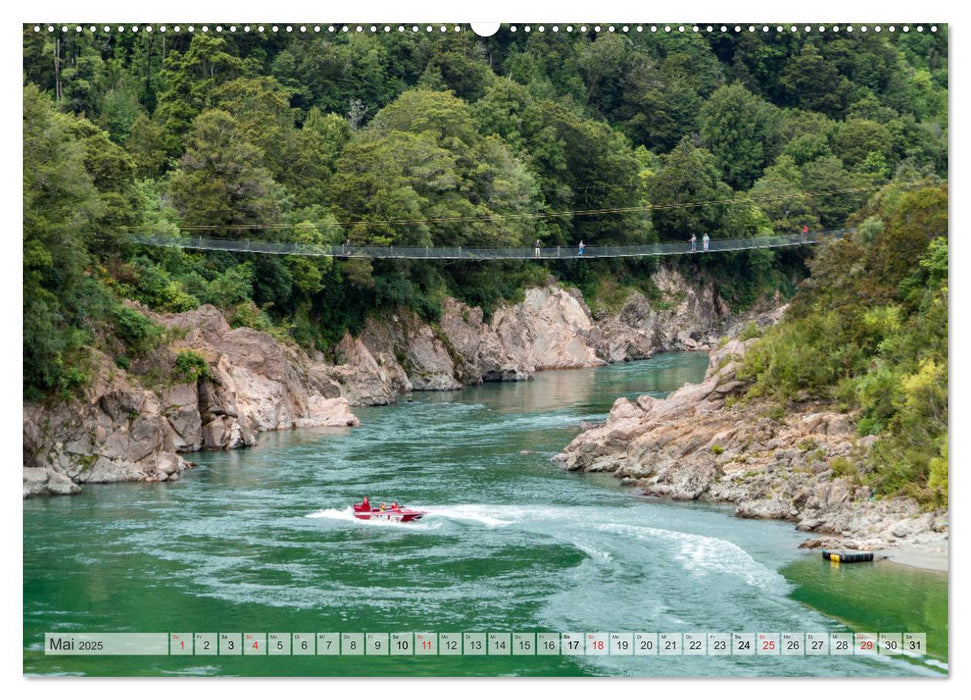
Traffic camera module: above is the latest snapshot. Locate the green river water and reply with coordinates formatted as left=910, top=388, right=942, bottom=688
left=23, top=352, right=947, bottom=677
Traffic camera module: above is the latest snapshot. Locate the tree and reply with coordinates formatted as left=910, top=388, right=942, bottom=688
left=327, top=130, right=458, bottom=246
left=633, top=31, right=723, bottom=97
left=646, top=136, right=733, bottom=241
left=23, top=85, right=105, bottom=396
left=57, top=116, right=141, bottom=258
left=473, top=77, right=533, bottom=154
left=154, top=34, right=247, bottom=153
left=578, top=33, right=632, bottom=119
left=886, top=115, right=946, bottom=176
left=371, top=88, right=480, bottom=149
left=290, top=108, right=352, bottom=208
left=700, top=82, right=780, bottom=190
left=329, top=130, right=535, bottom=248
left=833, top=118, right=895, bottom=172
left=750, top=155, right=819, bottom=233
left=520, top=99, right=649, bottom=244
left=846, top=89, right=899, bottom=124
left=868, top=186, right=948, bottom=298
left=501, top=32, right=587, bottom=105
left=328, top=89, right=541, bottom=248
left=285, top=221, right=334, bottom=300
left=800, top=155, right=870, bottom=229
left=779, top=43, right=852, bottom=118
left=168, top=109, right=284, bottom=237
left=418, top=33, right=494, bottom=103
left=270, top=33, right=398, bottom=120
left=94, top=63, right=143, bottom=144
left=126, top=112, right=169, bottom=179
left=775, top=108, right=837, bottom=167
left=211, top=76, right=295, bottom=162
left=820, top=35, right=899, bottom=95
left=617, top=58, right=702, bottom=152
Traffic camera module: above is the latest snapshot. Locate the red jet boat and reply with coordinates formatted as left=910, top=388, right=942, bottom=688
left=352, top=497, right=426, bottom=523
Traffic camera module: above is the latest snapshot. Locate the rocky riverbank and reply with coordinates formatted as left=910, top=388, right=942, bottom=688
left=22, top=268, right=745, bottom=498
left=23, top=305, right=360, bottom=497
left=553, top=322, right=949, bottom=555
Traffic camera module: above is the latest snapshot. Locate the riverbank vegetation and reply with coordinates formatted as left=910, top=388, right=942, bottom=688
left=737, top=183, right=947, bottom=506
left=23, top=26, right=947, bottom=407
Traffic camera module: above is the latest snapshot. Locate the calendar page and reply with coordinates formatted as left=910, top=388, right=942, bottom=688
left=21, top=10, right=949, bottom=683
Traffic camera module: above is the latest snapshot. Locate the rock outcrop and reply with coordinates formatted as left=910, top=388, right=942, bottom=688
left=492, top=286, right=606, bottom=370
left=554, top=323, right=948, bottom=551
left=592, top=268, right=730, bottom=361
left=439, top=298, right=530, bottom=383
left=24, top=305, right=360, bottom=497
left=358, top=312, right=463, bottom=391
left=24, top=352, right=193, bottom=496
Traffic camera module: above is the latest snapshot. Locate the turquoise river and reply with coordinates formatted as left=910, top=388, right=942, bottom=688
left=23, top=352, right=947, bottom=677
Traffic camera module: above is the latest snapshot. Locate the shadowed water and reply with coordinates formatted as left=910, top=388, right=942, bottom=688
left=23, top=353, right=946, bottom=676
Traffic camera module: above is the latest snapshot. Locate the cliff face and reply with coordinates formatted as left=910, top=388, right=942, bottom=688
left=553, top=323, right=948, bottom=551
left=591, top=267, right=730, bottom=362
left=23, top=268, right=738, bottom=497
left=329, top=269, right=737, bottom=403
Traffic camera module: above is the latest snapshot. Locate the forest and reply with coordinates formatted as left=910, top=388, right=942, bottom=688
left=22, top=25, right=948, bottom=502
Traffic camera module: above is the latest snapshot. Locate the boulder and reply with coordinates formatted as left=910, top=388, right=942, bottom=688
left=736, top=497, right=797, bottom=520
left=23, top=467, right=81, bottom=497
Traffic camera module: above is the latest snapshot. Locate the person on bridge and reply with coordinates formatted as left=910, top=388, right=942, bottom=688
left=534, top=239, right=542, bottom=258
left=703, top=233, right=710, bottom=252
left=801, top=224, right=809, bottom=242
left=690, top=234, right=697, bottom=252
left=577, top=240, right=585, bottom=256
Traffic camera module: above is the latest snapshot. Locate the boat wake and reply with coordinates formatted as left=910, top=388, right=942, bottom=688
left=596, top=522, right=787, bottom=592
left=410, top=504, right=517, bottom=528
left=305, top=507, right=356, bottom=521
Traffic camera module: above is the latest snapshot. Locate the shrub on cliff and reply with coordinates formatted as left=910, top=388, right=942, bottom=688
left=174, top=350, right=213, bottom=382
left=112, top=306, right=164, bottom=355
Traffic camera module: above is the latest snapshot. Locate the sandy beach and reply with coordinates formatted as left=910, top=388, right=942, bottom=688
left=876, top=539, right=949, bottom=572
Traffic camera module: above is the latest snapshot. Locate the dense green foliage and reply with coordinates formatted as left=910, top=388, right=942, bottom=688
left=737, top=184, right=947, bottom=506
left=23, top=25, right=947, bottom=415
left=174, top=350, right=213, bottom=382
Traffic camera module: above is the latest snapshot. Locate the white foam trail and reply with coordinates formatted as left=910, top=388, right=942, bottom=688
left=596, top=522, right=784, bottom=591
left=411, top=503, right=575, bottom=527
left=412, top=504, right=514, bottom=527
left=414, top=503, right=585, bottom=526
left=305, top=507, right=356, bottom=521
left=160, top=666, right=222, bottom=676
left=25, top=672, right=86, bottom=677
left=568, top=538, right=613, bottom=563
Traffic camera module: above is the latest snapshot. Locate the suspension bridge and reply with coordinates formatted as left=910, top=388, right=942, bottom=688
left=130, top=229, right=849, bottom=260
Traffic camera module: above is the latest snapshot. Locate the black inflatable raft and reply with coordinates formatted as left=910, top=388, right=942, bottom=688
left=821, top=550, right=874, bottom=563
